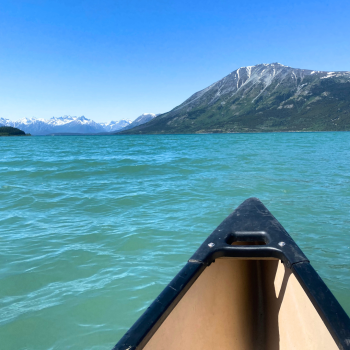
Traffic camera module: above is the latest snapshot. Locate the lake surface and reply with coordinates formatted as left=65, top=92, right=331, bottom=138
left=1, top=133, right=350, bottom=349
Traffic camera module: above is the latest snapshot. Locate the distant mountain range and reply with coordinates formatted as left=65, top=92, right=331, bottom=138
left=0, top=114, right=157, bottom=135
left=120, top=63, right=350, bottom=134
left=3, top=62, right=350, bottom=135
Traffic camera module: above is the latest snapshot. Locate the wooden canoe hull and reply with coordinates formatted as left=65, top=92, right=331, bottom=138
left=114, top=198, right=350, bottom=350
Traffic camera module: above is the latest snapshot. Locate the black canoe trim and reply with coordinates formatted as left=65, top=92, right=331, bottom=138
left=113, top=197, right=350, bottom=350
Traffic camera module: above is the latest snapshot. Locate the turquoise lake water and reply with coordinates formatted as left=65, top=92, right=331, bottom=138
left=1, top=133, right=350, bottom=349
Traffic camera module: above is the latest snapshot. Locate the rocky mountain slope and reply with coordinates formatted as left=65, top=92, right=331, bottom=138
left=121, top=63, right=350, bottom=134
left=118, top=113, right=157, bottom=132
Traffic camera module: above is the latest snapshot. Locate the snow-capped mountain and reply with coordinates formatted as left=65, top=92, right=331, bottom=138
left=0, top=116, right=134, bottom=135
left=132, top=113, right=158, bottom=126
left=119, top=113, right=157, bottom=132
left=122, top=62, right=350, bottom=133
left=101, top=119, right=132, bottom=132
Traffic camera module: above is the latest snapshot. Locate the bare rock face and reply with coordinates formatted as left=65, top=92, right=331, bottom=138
left=122, top=63, right=350, bottom=134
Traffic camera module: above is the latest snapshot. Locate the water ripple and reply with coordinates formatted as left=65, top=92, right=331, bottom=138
left=0, top=133, right=349, bottom=349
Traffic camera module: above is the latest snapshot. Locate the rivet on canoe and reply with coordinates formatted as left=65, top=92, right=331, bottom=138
left=278, top=242, right=286, bottom=247
left=208, top=243, right=215, bottom=248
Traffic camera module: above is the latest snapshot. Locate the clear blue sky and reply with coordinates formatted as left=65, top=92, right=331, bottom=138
left=1, top=0, right=349, bottom=122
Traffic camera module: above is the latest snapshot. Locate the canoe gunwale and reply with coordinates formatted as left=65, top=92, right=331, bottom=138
left=113, top=197, right=350, bottom=350
left=292, top=262, right=350, bottom=350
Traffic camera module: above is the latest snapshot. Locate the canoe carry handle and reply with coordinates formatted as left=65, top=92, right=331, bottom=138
left=226, top=231, right=268, bottom=245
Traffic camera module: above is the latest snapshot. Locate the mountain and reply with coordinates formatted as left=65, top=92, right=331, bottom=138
left=0, top=116, right=132, bottom=135
left=120, top=63, right=350, bottom=134
left=101, top=119, right=132, bottom=132
left=118, top=113, right=157, bottom=132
